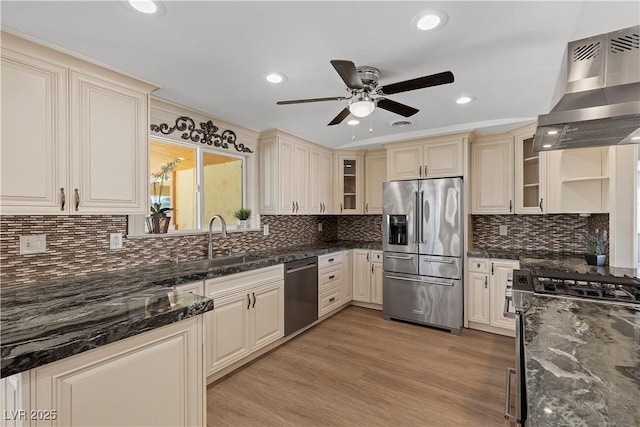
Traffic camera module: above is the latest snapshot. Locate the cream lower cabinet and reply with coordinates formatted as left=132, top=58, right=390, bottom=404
left=467, top=258, right=518, bottom=336
left=0, top=33, right=155, bottom=215
left=27, top=317, right=203, bottom=427
left=342, top=250, right=353, bottom=302
left=352, top=250, right=383, bottom=306
left=1, top=373, right=30, bottom=427
left=318, top=251, right=351, bottom=317
left=204, top=265, right=284, bottom=376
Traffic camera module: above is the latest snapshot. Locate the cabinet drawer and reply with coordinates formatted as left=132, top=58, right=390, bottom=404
left=468, top=258, right=489, bottom=273
left=319, top=289, right=342, bottom=317
left=318, top=251, right=343, bottom=268
left=372, top=251, right=383, bottom=262
left=319, top=267, right=342, bottom=293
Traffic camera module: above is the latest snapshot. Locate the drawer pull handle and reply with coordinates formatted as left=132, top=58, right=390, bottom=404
left=329, top=275, right=335, bottom=280
left=247, top=294, right=250, bottom=310
left=329, top=297, right=336, bottom=302
left=252, top=292, right=256, bottom=308
left=328, top=258, right=334, bottom=262
left=385, top=255, right=412, bottom=260
left=423, top=257, right=454, bottom=264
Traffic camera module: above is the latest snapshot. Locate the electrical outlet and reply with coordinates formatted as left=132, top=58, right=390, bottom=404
left=263, top=224, right=269, bottom=236
left=110, top=233, right=123, bottom=250
left=499, top=225, right=508, bottom=236
left=19, top=234, right=46, bottom=255
left=318, top=223, right=323, bottom=232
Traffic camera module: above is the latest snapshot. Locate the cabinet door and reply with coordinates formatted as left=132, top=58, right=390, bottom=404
left=0, top=49, right=68, bottom=214
left=371, top=262, right=384, bottom=305
left=32, top=317, right=202, bottom=427
left=364, top=153, right=386, bottom=214
left=69, top=71, right=148, bottom=214
left=490, top=261, right=518, bottom=330
left=293, top=143, right=310, bottom=214
left=206, top=292, right=251, bottom=374
left=309, top=149, right=332, bottom=214
left=471, top=138, right=514, bottom=214
left=278, top=139, right=296, bottom=213
left=514, top=126, right=546, bottom=214
left=387, top=145, right=422, bottom=180
left=337, top=155, right=363, bottom=214
left=352, top=250, right=371, bottom=302
left=1, top=373, right=30, bottom=427
left=342, top=250, right=353, bottom=302
left=259, top=138, right=278, bottom=214
left=467, top=272, right=490, bottom=324
left=423, top=139, right=463, bottom=178
left=250, top=281, right=284, bottom=351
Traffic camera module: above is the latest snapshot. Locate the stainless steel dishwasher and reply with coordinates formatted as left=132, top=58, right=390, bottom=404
left=284, top=257, right=318, bottom=336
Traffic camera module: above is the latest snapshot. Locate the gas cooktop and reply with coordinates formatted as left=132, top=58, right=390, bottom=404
left=513, top=269, right=640, bottom=304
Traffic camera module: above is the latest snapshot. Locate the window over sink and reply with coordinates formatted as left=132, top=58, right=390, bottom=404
left=131, top=138, right=247, bottom=235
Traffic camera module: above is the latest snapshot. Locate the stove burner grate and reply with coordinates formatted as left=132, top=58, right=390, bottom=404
left=535, top=276, right=639, bottom=303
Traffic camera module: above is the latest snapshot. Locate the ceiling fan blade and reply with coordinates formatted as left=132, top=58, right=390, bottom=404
left=377, top=98, right=419, bottom=117
left=330, top=60, right=364, bottom=90
left=328, top=108, right=351, bottom=126
left=277, top=96, right=348, bottom=105
left=379, top=71, right=454, bottom=95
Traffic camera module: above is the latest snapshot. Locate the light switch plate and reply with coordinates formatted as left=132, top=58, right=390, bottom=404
left=318, top=223, right=323, bottom=232
left=263, top=224, right=269, bottom=236
left=19, top=234, right=46, bottom=255
left=499, top=225, right=508, bottom=236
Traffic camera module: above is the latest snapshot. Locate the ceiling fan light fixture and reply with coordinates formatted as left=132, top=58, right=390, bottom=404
left=413, top=10, right=448, bottom=31
left=348, top=93, right=375, bottom=118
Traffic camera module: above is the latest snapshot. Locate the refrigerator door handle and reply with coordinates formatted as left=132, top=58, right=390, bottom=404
left=414, top=191, right=419, bottom=244
left=385, top=255, right=413, bottom=260
left=385, top=275, right=454, bottom=287
left=423, top=257, right=454, bottom=264
left=420, top=191, right=425, bottom=243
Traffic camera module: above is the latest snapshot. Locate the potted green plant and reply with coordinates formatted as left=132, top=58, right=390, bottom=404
left=147, top=157, right=182, bottom=234
left=584, top=229, right=608, bottom=266
left=233, top=208, right=251, bottom=229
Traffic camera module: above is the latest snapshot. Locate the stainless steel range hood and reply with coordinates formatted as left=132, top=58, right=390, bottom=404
left=533, top=25, right=640, bottom=151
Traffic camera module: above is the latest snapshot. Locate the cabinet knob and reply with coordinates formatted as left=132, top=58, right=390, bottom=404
left=476, top=263, right=480, bottom=268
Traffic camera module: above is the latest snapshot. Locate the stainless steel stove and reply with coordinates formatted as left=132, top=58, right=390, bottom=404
left=503, top=269, right=640, bottom=426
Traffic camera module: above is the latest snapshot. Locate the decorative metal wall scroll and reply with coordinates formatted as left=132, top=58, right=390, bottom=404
left=150, top=116, right=253, bottom=153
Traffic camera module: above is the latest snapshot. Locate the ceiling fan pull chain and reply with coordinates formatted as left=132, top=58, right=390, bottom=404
left=352, top=125, right=356, bottom=140
left=369, top=115, right=373, bottom=133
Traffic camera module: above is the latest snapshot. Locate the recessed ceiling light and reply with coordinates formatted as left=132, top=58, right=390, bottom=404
left=543, top=144, right=553, bottom=148
left=547, top=130, right=558, bottom=135
left=455, top=96, right=473, bottom=104
left=412, top=10, right=448, bottom=31
left=128, top=0, right=157, bottom=14
left=347, top=119, right=360, bottom=126
left=265, top=72, right=286, bottom=84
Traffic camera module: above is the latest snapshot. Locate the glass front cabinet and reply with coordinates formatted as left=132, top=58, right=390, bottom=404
left=511, top=123, right=546, bottom=214
left=336, top=154, right=363, bottom=214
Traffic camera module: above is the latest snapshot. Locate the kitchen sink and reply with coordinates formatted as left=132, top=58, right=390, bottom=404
left=180, top=254, right=263, bottom=270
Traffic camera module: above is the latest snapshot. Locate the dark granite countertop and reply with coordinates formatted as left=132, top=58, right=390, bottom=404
left=467, top=248, right=639, bottom=282
left=522, top=294, right=640, bottom=426
left=0, top=241, right=379, bottom=377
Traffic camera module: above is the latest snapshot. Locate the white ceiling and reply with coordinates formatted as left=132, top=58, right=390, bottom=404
left=2, top=1, right=639, bottom=149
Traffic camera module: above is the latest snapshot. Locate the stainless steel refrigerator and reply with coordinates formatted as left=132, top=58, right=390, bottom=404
left=382, top=177, right=463, bottom=334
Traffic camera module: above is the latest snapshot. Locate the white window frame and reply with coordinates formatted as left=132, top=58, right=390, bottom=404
left=128, top=136, right=252, bottom=237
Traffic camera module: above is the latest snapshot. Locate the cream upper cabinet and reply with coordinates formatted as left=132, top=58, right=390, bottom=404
left=364, top=150, right=386, bottom=214
left=386, top=133, right=466, bottom=180
left=309, top=148, right=333, bottom=214
left=0, top=33, right=156, bottom=215
left=471, top=134, right=514, bottom=214
left=259, top=130, right=324, bottom=215
left=69, top=71, right=149, bottom=214
left=511, top=123, right=546, bottom=214
left=336, top=153, right=364, bottom=214
left=546, top=147, right=611, bottom=214
left=1, top=48, right=68, bottom=214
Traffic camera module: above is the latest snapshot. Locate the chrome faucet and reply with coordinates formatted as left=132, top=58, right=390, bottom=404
left=208, top=215, right=228, bottom=259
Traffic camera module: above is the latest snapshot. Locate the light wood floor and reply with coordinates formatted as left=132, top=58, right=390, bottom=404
left=207, top=306, right=515, bottom=427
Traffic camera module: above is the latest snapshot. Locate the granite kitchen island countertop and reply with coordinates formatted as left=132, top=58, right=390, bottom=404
left=522, top=294, right=640, bottom=426
left=1, top=241, right=380, bottom=377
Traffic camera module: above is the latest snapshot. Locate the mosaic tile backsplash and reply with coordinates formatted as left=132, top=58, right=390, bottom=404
left=471, top=214, right=609, bottom=254
left=0, top=214, right=383, bottom=285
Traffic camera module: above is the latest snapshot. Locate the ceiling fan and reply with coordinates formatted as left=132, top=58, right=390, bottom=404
left=276, top=60, right=454, bottom=126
